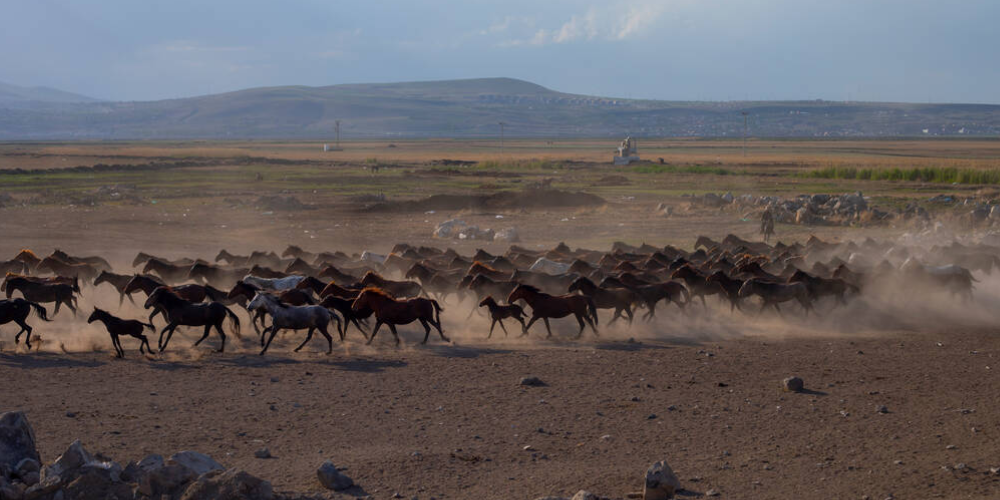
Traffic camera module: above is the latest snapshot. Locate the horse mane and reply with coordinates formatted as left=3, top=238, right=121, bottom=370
left=362, top=271, right=384, bottom=282
left=515, top=284, right=541, bottom=293
left=471, top=261, right=498, bottom=273
left=17, top=249, right=40, bottom=259
left=360, top=286, right=393, bottom=298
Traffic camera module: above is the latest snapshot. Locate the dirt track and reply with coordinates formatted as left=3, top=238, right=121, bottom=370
left=4, top=329, right=1000, bottom=499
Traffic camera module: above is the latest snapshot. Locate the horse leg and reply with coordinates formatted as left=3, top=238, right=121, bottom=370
left=118, top=292, right=125, bottom=308
left=419, top=319, right=431, bottom=344
left=159, top=324, right=177, bottom=351
left=497, top=319, right=510, bottom=337
left=522, top=316, right=540, bottom=336
left=214, top=322, right=226, bottom=353
left=318, top=324, right=333, bottom=354
left=114, top=333, right=125, bottom=358
left=194, top=325, right=212, bottom=347
left=366, top=321, right=383, bottom=345
left=294, top=327, right=315, bottom=352
left=609, top=309, right=620, bottom=325
left=260, top=327, right=281, bottom=355
left=388, top=324, right=401, bottom=346
left=488, top=319, right=497, bottom=339
left=15, top=320, right=31, bottom=349
left=53, top=301, right=61, bottom=317
left=772, top=302, right=784, bottom=317
left=542, top=318, right=553, bottom=338
left=432, top=316, right=448, bottom=342
left=574, top=313, right=586, bottom=339
left=699, top=294, right=708, bottom=308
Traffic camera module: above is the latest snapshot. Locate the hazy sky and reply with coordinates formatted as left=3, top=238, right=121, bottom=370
left=3, top=0, right=998, bottom=103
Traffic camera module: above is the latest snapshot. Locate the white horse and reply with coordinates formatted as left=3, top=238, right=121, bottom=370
left=247, top=292, right=342, bottom=355
left=242, top=274, right=305, bottom=291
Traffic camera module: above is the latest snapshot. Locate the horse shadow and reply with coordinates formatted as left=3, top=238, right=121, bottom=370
left=421, top=343, right=515, bottom=359
left=0, top=352, right=106, bottom=369
left=592, top=340, right=674, bottom=352
left=327, top=358, right=407, bottom=373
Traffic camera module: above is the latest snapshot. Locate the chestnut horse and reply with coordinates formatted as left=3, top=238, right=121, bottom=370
left=507, top=284, right=598, bottom=339
left=351, top=288, right=446, bottom=345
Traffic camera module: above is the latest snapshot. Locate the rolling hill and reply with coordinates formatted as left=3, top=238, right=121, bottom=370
left=0, top=81, right=98, bottom=105
left=0, top=77, right=998, bottom=139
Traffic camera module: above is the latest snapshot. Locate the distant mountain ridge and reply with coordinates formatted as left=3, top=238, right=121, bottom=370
left=0, top=81, right=98, bottom=104
left=1, top=77, right=998, bottom=139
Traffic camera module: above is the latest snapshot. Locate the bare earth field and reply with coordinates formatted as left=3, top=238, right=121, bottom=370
left=2, top=139, right=1000, bottom=499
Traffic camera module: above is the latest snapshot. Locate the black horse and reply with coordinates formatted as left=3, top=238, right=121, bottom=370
left=87, top=308, right=155, bottom=358
left=144, top=287, right=241, bottom=353
left=0, top=299, right=50, bottom=350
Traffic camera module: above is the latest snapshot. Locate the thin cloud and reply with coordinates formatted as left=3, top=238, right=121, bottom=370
left=496, top=1, right=667, bottom=47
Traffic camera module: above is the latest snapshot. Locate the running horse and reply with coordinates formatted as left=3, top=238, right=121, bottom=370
left=351, top=287, right=447, bottom=345
left=4, top=277, right=78, bottom=316
left=144, top=287, right=241, bottom=353
left=506, top=284, right=598, bottom=339
left=248, top=292, right=341, bottom=355
left=0, top=298, right=50, bottom=349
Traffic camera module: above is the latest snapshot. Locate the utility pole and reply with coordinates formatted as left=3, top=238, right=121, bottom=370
left=335, top=120, right=341, bottom=149
left=740, top=112, right=749, bottom=157
left=498, top=122, right=506, bottom=154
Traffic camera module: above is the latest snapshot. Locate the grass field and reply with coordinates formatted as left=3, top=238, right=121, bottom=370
left=2, top=138, right=1000, bottom=214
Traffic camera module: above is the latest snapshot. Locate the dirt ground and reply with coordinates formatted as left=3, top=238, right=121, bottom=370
left=2, top=141, right=1000, bottom=499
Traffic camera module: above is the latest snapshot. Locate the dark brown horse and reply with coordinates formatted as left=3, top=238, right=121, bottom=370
left=215, top=249, right=249, bottom=265
left=567, top=276, right=637, bottom=325
left=0, top=298, right=50, bottom=349
left=50, top=250, right=112, bottom=273
left=600, top=278, right=689, bottom=320
left=404, top=263, right=461, bottom=301
left=319, top=295, right=369, bottom=339
left=351, top=288, right=447, bottom=345
left=507, top=284, right=598, bottom=338
left=360, top=272, right=424, bottom=298
left=738, top=278, right=814, bottom=316
left=705, top=271, right=744, bottom=312
left=93, top=270, right=139, bottom=307
left=466, top=262, right=508, bottom=281
left=36, top=256, right=98, bottom=282
left=187, top=263, right=248, bottom=288
left=142, top=258, right=192, bottom=284
left=671, top=265, right=725, bottom=309
left=87, top=308, right=155, bottom=358
left=132, top=252, right=201, bottom=269
left=478, top=296, right=526, bottom=338
left=787, top=270, right=859, bottom=305
left=4, top=277, right=77, bottom=316
left=317, top=265, right=360, bottom=284
left=3, top=273, right=79, bottom=294
left=144, top=287, right=241, bottom=352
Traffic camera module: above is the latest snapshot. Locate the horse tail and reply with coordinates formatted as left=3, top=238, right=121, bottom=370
left=587, top=297, right=599, bottom=326
left=431, top=299, right=443, bottom=325
left=223, top=306, right=242, bottom=339
left=27, top=301, right=51, bottom=322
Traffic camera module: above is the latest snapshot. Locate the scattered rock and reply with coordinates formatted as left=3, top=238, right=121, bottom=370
left=782, top=376, right=804, bottom=392
left=0, top=411, right=40, bottom=480
left=520, top=377, right=546, bottom=387
left=876, top=405, right=889, bottom=414
left=644, top=460, right=681, bottom=500
left=169, top=451, right=225, bottom=477
left=178, top=468, right=273, bottom=500
left=254, top=448, right=271, bottom=459
left=706, top=489, right=720, bottom=497
left=316, top=461, right=353, bottom=491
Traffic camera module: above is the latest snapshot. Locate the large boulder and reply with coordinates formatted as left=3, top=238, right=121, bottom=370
left=135, top=452, right=223, bottom=498
left=644, top=461, right=681, bottom=500
left=316, top=461, right=353, bottom=491
left=179, top=468, right=273, bottom=500
left=0, top=411, right=40, bottom=480
left=168, top=451, right=224, bottom=477
left=494, top=227, right=521, bottom=242
left=433, top=219, right=468, bottom=238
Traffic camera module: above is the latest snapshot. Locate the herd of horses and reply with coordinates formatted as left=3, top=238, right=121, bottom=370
left=0, top=233, right=992, bottom=357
